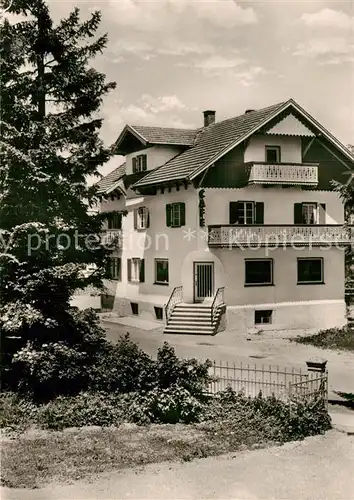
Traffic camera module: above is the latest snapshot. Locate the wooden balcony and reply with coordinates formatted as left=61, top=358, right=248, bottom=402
left=208, top=225, right=353, bottom=247
left=100, top=229, right=122, bottom=249
left=247, top=162, right=319, bottom=186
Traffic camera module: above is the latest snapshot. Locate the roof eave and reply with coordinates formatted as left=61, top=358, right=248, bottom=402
left=189, top=98, right=354, bottom=181
left=113, top=124, right=148, bottom=154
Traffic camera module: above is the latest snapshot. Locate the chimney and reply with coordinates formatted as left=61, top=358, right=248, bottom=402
left=245, top=109, right=255, bottom=114
left=203, top=110, right=216, bottom=127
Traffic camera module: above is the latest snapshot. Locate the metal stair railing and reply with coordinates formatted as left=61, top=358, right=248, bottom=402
left=165, top=286, right=183, bottom=322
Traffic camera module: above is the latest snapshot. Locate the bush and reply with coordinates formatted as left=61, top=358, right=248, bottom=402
left=202, top=388, right=331, bottom=442
left=8, top=309, right=108, bottom=400
left=293, top=326, right=354, bottom=351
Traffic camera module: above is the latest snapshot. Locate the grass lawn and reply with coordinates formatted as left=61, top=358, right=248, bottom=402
left=1, top=423, right=279, bottom=489
left=293, top=326, right=354, bottom=352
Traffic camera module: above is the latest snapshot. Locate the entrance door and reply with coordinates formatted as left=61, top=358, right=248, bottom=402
left=194, top=262, right=214, bottom=302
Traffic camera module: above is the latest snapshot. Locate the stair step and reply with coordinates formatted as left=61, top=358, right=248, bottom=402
left=168, top=318, right=213, bottom=325
left=172, top=312, right=212, bottom=318
left=164, top=328, right=214, bottom=335
left=165, top=325, right=214, bottom=332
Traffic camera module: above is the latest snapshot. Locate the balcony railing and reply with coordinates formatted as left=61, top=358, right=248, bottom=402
left=100, top=229, right=122, bottom=249
left=208, top=225, right=353, bottom=247
left=247, top=162, right=319, bottom=186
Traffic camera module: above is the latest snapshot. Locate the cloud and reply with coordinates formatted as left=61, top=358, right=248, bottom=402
left=108, top=40, right=156, bottom=61
left=107, top=0, right=258, bottom=31
left=300, top=8, right=354, bottom=30
left=293, top=37, right=354, bottom=65
left=105, top=94, right=194, bottom=130
left=158, top=40, right=216, bottom=56
left=179, top=55, right=265, bottom=84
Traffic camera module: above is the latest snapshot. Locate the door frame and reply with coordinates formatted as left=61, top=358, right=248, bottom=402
left=193, top=261, right=215, bottom=303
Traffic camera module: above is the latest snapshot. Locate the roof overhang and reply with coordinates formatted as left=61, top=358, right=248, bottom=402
left=188, top=98, right=354, bottom=181
left=113, top=125, right=148, bottom=155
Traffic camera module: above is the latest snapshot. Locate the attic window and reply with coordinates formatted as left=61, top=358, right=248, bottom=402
left=265, top=146, right=281, bottom=163
left=133, top=154, right=147, bottom=173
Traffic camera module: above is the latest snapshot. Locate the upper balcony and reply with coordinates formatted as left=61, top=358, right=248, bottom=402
left=246, top=162, right=319, bottom=187
left=208, top=225, right=353, bottom=247
left=100, top=229, right=122, bottom=249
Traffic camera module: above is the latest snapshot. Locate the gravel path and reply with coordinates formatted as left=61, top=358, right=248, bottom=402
left=3, top=430, right=354, bottom=500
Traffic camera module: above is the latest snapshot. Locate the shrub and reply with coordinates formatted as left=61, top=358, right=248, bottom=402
left=38, top=392, right=128, bottom=430
left=9, top=309, right=108, bottom=400
left=292, top=325, right=354, bottom=351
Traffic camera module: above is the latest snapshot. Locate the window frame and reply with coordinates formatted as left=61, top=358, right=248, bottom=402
left=128, top=257, right=144, bottom=283
left=265, top=145, right=281, bottom=163
left=301, top=202, right=318, bottom=225
left=297, top=257, right=324, bottom=285
left=171, top=203, right=181, bottom=227
left=133, top=154, right=147, bottom=173
left=154, top=258, right=169, bottom=285
left=107, top=213, right=122, bottom=230
left=108, top=257, right=121, bottom=280
left=135, top=206, right=149, bottom=230
left=245, top=258, right=274, bottom=287
left=255, top=310, right=273, bottom=325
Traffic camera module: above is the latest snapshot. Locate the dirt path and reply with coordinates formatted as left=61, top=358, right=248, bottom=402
left=3, top=430, right=354, bottom=500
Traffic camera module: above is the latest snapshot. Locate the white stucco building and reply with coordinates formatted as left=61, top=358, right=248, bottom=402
left=96, top=99, right=354, bottom=334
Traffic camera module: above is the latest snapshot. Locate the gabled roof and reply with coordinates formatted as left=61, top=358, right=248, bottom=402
left=133, top=98, right=354, bottom=189
left=131, top=125, right=198, bottom=146
left=96, top=162, right=126, bottom=194
left=114, top=124, right=198, bottom=154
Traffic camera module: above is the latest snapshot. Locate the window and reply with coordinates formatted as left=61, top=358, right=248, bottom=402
left=297, top=258, right=324, bottom=284
left=294, top=203, right=326, bottom=225
left=131, top=302, right=139, bottom=315
left=155, top=259, right=169, bottom=285
left=132, top=154, right=147, bottom=173
left=229, top=201, right=264, bottom=225
left=245, top=259, right=273, bottom=286
left=166, top=202, right=186, bottom=228
left=154, top=306, right=164, bottom=320
left=108, top=257, right=121, bottom=280
left=265, top=146, right=281, bottom=163
left=134, top=206, right=149, bottom=230
left=107, top=213, right=122, bottom=229
left=127, top=258, right=145, bottom=283
left=255, top=310, right=273, bottom=325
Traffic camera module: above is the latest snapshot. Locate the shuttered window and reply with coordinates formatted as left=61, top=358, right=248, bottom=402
left=127, top=258, right=145, bottom=282
left=107, top=213, right=122, bottom=229
left=134, top=207, right=150, bottom=230
left=294, top=203, right=326, bottom=224
left=108, top=257, right=121, bottom=280
left=166, top=202, right=186, bottom=227
left=132, top=154, right=147, bottom=173
left=229, top=201, right=264, bottom=224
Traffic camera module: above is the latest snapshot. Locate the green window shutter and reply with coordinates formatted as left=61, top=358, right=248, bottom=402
left=319, top=203, right=326, bottom=224
left=142, top=155, right=147, bottom=171
left=166, top=204, right=172, bottom=227
left=179, top=202, right=186, bottom=226
left=255, top=202, right=264, bottom=224
left=127, top=259, right=131, bottom=281
left=146, top=208, right=150, bottom=228
left=294, top=203, right=303, bottom=224
left=139, top=259, right=145, bottom=283
left=229, top=201, right=240, bottom=224
left=108, top=217, right=113, bottom=230
left=132, top=158, right=137, bottom=173
left=117, top=258, right=121, bottom=280
left=133, top=209, right=137, bottom=229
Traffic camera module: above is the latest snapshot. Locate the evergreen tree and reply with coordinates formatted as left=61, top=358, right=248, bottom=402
left=0, top=0, right=119, bottom=391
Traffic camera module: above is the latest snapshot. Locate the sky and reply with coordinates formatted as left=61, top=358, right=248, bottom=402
left=13, top=0, right=354, bottom=177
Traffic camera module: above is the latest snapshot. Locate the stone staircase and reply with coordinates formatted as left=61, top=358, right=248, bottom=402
left=164, top=302, right=224, bottom=335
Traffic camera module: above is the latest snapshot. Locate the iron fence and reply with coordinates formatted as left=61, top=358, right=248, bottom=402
left=206, top=360, right=328, bottom=404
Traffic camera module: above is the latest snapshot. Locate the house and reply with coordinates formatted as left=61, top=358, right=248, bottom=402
left=96, top=98, right=354, bottom=334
